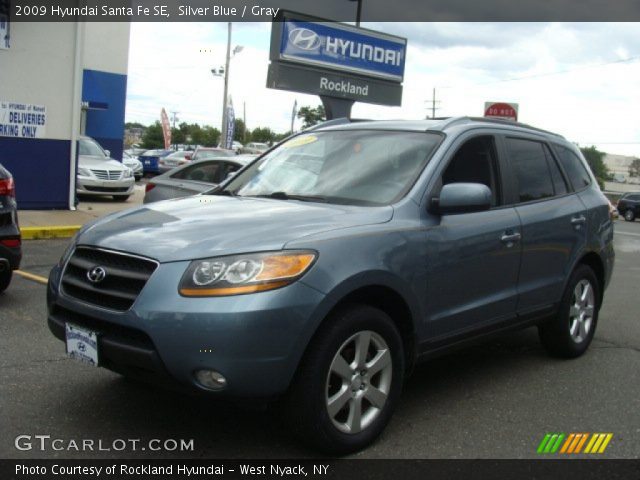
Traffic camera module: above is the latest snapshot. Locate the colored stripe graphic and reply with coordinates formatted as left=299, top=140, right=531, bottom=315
left=539, top=433, right=613, bottom=454
left=537, top=433, right=565, bottom=454
left=584, top=433, right=613, bottom=454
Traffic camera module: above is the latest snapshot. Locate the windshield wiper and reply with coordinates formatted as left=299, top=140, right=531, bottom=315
left=253, top=191, right=328, bottom=203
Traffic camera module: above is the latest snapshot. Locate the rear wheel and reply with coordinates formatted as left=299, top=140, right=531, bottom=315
left=539, top=264, right=599, bottom=358
left=624, top=209, right=635, bottom=222
left=284, top=304, right=404, bottom=454
left=0, top=269, right=12, bottom=293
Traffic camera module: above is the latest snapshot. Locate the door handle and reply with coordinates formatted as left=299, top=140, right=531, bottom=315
left=571, top=215, right=586, bottom=226
left=500, top=232, right=521, bottom=244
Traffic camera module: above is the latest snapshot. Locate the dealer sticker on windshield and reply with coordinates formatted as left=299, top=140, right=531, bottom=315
left=65, top=323, right=99, bottom=367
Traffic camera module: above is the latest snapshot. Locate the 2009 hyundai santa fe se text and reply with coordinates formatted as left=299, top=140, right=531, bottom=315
left=47, top=117, right=614, bottom=453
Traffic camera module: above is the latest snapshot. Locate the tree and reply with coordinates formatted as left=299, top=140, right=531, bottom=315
left=141, top=121, right=164, bottom=149
left=125, top=121, right=146, bottom=130
left=579, top=146, right=609, bottom=188
left=233, top=118, right=247, bottom=143
left=629, top=158, right=640, bottom=178
left=250, top=127, right=276, bottom=144
left=201, top=126, right=221, bottom=147
left=297, top=105, right=326, bottom=129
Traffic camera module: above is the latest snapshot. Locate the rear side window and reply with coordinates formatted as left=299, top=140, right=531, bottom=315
left=544, top=146, right=568, bottom=195
left=555, top=146, right=591, bottom=190
left=506, top=138, right=554, bottom=203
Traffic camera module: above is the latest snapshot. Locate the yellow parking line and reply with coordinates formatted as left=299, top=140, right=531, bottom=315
left=14, top=270, right=48, bottom=285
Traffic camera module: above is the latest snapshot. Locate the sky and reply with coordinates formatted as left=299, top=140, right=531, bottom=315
left=125, top=22, right=640, bottom=157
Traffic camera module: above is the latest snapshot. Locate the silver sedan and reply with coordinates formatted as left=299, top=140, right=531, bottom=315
left=143, top=156, right=256, bottom=204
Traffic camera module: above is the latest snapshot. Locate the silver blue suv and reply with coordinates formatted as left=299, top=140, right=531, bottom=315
left=47, top=117, right=614, bottom=453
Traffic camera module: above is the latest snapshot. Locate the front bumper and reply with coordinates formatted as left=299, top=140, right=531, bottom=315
left=76, top=176, right=135, bottom=196
left=47, top=261, right=325, bottom=397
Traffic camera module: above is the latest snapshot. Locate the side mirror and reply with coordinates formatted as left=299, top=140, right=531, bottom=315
left=104, top=150, right=111, bottom=158
left=185, top=154, right=192, bottom=161
left=435, top=183, right=492, bottom=214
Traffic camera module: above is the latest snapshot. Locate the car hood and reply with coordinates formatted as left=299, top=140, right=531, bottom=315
left=79, top=155, right=127, bottom=170
left=78, top=195, right=393, bottom=262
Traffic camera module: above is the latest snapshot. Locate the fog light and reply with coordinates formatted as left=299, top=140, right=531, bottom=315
left=195, top=369, right=227, bottom=390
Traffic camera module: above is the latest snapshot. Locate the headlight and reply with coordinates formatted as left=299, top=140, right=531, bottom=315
left=123, top=168, right=133, bottom=178
left=179, top=250, right=317, bottom=297
left=77, top=167, right=92, bottom=177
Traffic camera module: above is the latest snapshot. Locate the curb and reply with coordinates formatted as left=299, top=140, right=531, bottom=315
left=20, top=226, right=82, bottom=240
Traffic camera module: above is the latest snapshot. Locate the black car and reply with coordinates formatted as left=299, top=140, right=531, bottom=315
left=617, top=192, right=640, bottom=222
left=0, top=163, right=22, bottom=292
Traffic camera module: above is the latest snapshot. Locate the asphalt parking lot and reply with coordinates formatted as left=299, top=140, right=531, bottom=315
left=1, top=220, right=639, bottom=459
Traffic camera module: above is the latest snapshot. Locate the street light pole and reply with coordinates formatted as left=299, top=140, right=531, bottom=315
left=220, top=22, right=232, bottom=147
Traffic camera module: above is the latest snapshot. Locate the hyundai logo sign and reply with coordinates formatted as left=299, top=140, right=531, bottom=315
left=276, top=19, right=406, bottom=83
left=289, top=28, right=322, bottom=51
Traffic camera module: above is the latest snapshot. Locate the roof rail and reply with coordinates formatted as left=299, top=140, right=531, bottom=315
left=464, top=117, right=565, bottom=138
left=306, top=117, right=352, bottom=131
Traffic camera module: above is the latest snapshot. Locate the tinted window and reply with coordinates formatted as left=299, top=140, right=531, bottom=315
left=555, top=146, right=591, bottom=190
left=507, top=138, right=554, bottom=203
left=172, top=162, right=223, bottom=183
left=544, top=146, right=568, bottom=195
left=442, top=136, right=501, bottom=206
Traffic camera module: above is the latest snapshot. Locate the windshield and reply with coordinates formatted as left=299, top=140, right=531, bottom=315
left=221, top=130, right=441, bottom=205
left=79, top=138, right=107, bottom=157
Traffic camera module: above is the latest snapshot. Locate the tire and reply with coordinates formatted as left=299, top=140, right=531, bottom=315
left=538, top=264, right=600, bottom=358
left=0, top=268, right=12, bottom=293
left=283, top=304, right=405, bottom=454
left=112, top=195, right=131, bottom=202
left=624, top=209, right=635, bottom=222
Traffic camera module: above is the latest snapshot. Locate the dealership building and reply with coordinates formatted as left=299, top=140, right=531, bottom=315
left=0, top=22, right=130, bottom=209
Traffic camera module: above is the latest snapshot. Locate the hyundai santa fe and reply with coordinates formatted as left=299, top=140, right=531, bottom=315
left=47, top=117, right=614, bottom=453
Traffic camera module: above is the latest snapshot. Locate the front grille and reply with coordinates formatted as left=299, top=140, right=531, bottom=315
left=90, top=169, right=122, bottom=180
left=61, top=247, right=158, bottom=311
left=84, top=186, right=129, bottom=193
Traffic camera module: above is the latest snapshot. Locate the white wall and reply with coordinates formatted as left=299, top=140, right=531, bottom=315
left=83, top=22, right=131, bottom=75
left=0, top=22, right=76, bottom=140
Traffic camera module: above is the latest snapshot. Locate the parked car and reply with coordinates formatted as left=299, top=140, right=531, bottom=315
left=617, top=192, right=640, bottom=221
left=158, top=151, right=192, bottom=173
left=240, top=142, right=269, bottom=154
left=139, top=149, right=173, bottom=174
left=0, top=163, right=21, bottom=293
left=123, top=152, right=143, bottom=181
left=76, top=136, right=135, bottom=201
left=190, top=147, right=236, bottom=161
left=232, top=141, right=244, bottom=152
left=144, top=156, right=255, bottom=204
left=48, top=117, right=614, bottom=454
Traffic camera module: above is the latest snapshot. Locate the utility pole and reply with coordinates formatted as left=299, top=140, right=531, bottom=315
left=220, top=22, right=232, bottom=147
left=291, top=99, right=297, bottom=134
left=426, top=87, right=441, bottom=119
left=170, top=111, right=179, bottom=128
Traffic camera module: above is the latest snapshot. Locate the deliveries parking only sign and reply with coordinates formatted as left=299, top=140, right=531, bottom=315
left=0, top=101, right=47, bottom=138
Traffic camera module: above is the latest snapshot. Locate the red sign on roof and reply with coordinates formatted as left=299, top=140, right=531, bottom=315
left=484, top=102, right=518, bottom=121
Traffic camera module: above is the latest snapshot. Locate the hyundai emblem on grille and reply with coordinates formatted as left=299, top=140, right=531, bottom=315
left=86, top=266, right=107, bottom=284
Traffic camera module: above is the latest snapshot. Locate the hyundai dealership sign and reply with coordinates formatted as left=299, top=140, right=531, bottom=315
left=268, top=11, right=407, bottom=107
left=278, top=20, right=406, bottom=82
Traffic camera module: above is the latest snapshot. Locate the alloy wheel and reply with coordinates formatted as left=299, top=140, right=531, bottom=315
left=569, top=279, right=595, bottom=343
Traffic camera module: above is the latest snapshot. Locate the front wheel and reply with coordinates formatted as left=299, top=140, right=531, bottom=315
left=284, top=304, right=404, bottom=454
left=624, top=209, right=635, bottom=222
left=539, top=264, right=599, bottom=358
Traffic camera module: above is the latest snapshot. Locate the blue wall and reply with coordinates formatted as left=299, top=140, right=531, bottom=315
left=0, top=138, right=71, bottom=209
left=82, top=69, right=128, bottom=161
